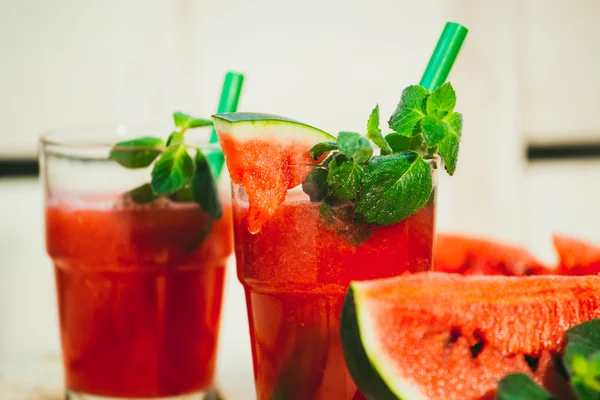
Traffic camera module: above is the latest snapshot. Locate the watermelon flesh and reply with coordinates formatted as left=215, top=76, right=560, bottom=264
left=218, top=132, right=308, bottom=233
left=434, top=232, right=600, bottom=277
left=213, top=113, right=334, bottom=233
left=434, top=233, right=545, bottom=276
left=552, top=234, right=600, bottom=276
left=341, top=272, right=600, bottom=400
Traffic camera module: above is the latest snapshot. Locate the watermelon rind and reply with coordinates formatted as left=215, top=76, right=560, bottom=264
left=211, top=112, right=335, bottom=142
left=341, top=283, right=428, bottom=400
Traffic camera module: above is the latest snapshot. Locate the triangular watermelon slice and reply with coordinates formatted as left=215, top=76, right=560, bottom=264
left=341, top=272, right=600, bottom=399
left=212, top=112, right=335, bottom=233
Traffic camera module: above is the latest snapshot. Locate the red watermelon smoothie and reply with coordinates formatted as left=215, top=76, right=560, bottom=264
left=40, top=128, right=232, bottom=399
left=234, top=180, right=436, bottom=399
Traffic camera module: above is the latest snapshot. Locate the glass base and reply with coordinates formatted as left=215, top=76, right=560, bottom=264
left=66, top=388, right=223, bottom=400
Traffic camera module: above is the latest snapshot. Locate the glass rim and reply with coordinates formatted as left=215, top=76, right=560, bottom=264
left=39, top=123, right=222, bottom=153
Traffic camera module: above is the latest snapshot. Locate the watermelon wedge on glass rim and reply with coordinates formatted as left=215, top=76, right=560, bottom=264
left=212, top=112, right=334, bottom=233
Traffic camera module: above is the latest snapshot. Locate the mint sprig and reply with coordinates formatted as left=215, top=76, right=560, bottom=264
left=389, top=82, right=462, bottom=174
left=110, top=111, right=222, bottom=220
left=496, top=319, right=600, bottom=400
left=302, top=82, right=462, bottom=235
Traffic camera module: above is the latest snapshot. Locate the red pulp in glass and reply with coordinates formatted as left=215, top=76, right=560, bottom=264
left=46, top=201, right=232, bottom=398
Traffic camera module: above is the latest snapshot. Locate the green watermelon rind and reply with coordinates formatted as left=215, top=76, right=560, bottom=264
left=212, top=112, right=335, bottom=142
left=341, top=283, right=428, bottom=400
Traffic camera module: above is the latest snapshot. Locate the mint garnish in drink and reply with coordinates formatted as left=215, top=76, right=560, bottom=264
left=109, top=112, right=222, bottom=219
left=303, top=82, right=462, bottom=228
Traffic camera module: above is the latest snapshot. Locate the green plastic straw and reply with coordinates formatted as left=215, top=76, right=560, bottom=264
left=208, top=71, right=245, bottom=176
left=419, top=22, right=468, bottom=91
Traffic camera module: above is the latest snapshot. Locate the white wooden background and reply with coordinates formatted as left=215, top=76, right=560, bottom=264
left=1, top=0, right=600, bottom=398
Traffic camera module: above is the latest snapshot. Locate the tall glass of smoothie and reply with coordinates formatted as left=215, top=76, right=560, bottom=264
left=233, top=165, right=437, bottom=400
left=40, top=121, right=232, bottom=400
left=213, top=82, right=461, bottom=398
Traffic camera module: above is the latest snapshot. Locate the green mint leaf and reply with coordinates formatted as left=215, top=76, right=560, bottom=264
left=582, top=352, right=600, bottom=396
left=385, top=133, right=427, bottom=154
left=127, top=182, right=158, bottom=204
left=302, top=167, right=328, bottom=202
left=564, top=320, right=600, bottom=378
left=109, top=137, right=164, bottom=169
left=173, top=111, right=212, bottom=129
left=421, top=115, right=450, bottom=146
left=566, top=320, right=600, bottom=356
left=366, top=104, right=393, bottom=155
left=173, top=112, right=192, bottom=128
left=166, top=130, right=184, bottom=147
left=566, top=343, right=595, bottom=378
left=570, top=378, right=600, bottom=400
left=169, top=186, right=194, bottom=202
left=151, top=144, right=195, bottom=195
left=438, top=112, right=462, bottom=175
left=337, top=131, right=373, bottom=164
left=309, top=141, right=338, bottom=160
left=572, top=353, right=591, bottom=377
left=567, top=352, right=600, bottom=399
left=563, top=320, right=600, bottom=397
left=588, top=351, right=600, bottom=379
left=355, top=152, right=432, bottom=225
left=388, top=85, right=429, bottom=136
left=367, top=104, right=380, bottom=133
left=327, top=155, right=364, bottom=201
left=425, top=82, right=456, bottom=119
left=496, top=373, right=555, bottom=400
left=188, top=118, right=213, bottom=128
left=191, top=149, right=222, bottom=219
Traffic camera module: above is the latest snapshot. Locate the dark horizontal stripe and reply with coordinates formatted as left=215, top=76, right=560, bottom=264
left=527, top=143, right=600, bottom=161
left=0, top=159, right=39, bottom=177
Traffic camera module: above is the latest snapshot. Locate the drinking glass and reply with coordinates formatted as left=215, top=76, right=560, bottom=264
left=233, top=158, right=439, bottom=399
left=40, top=125, right=232, bottom=399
